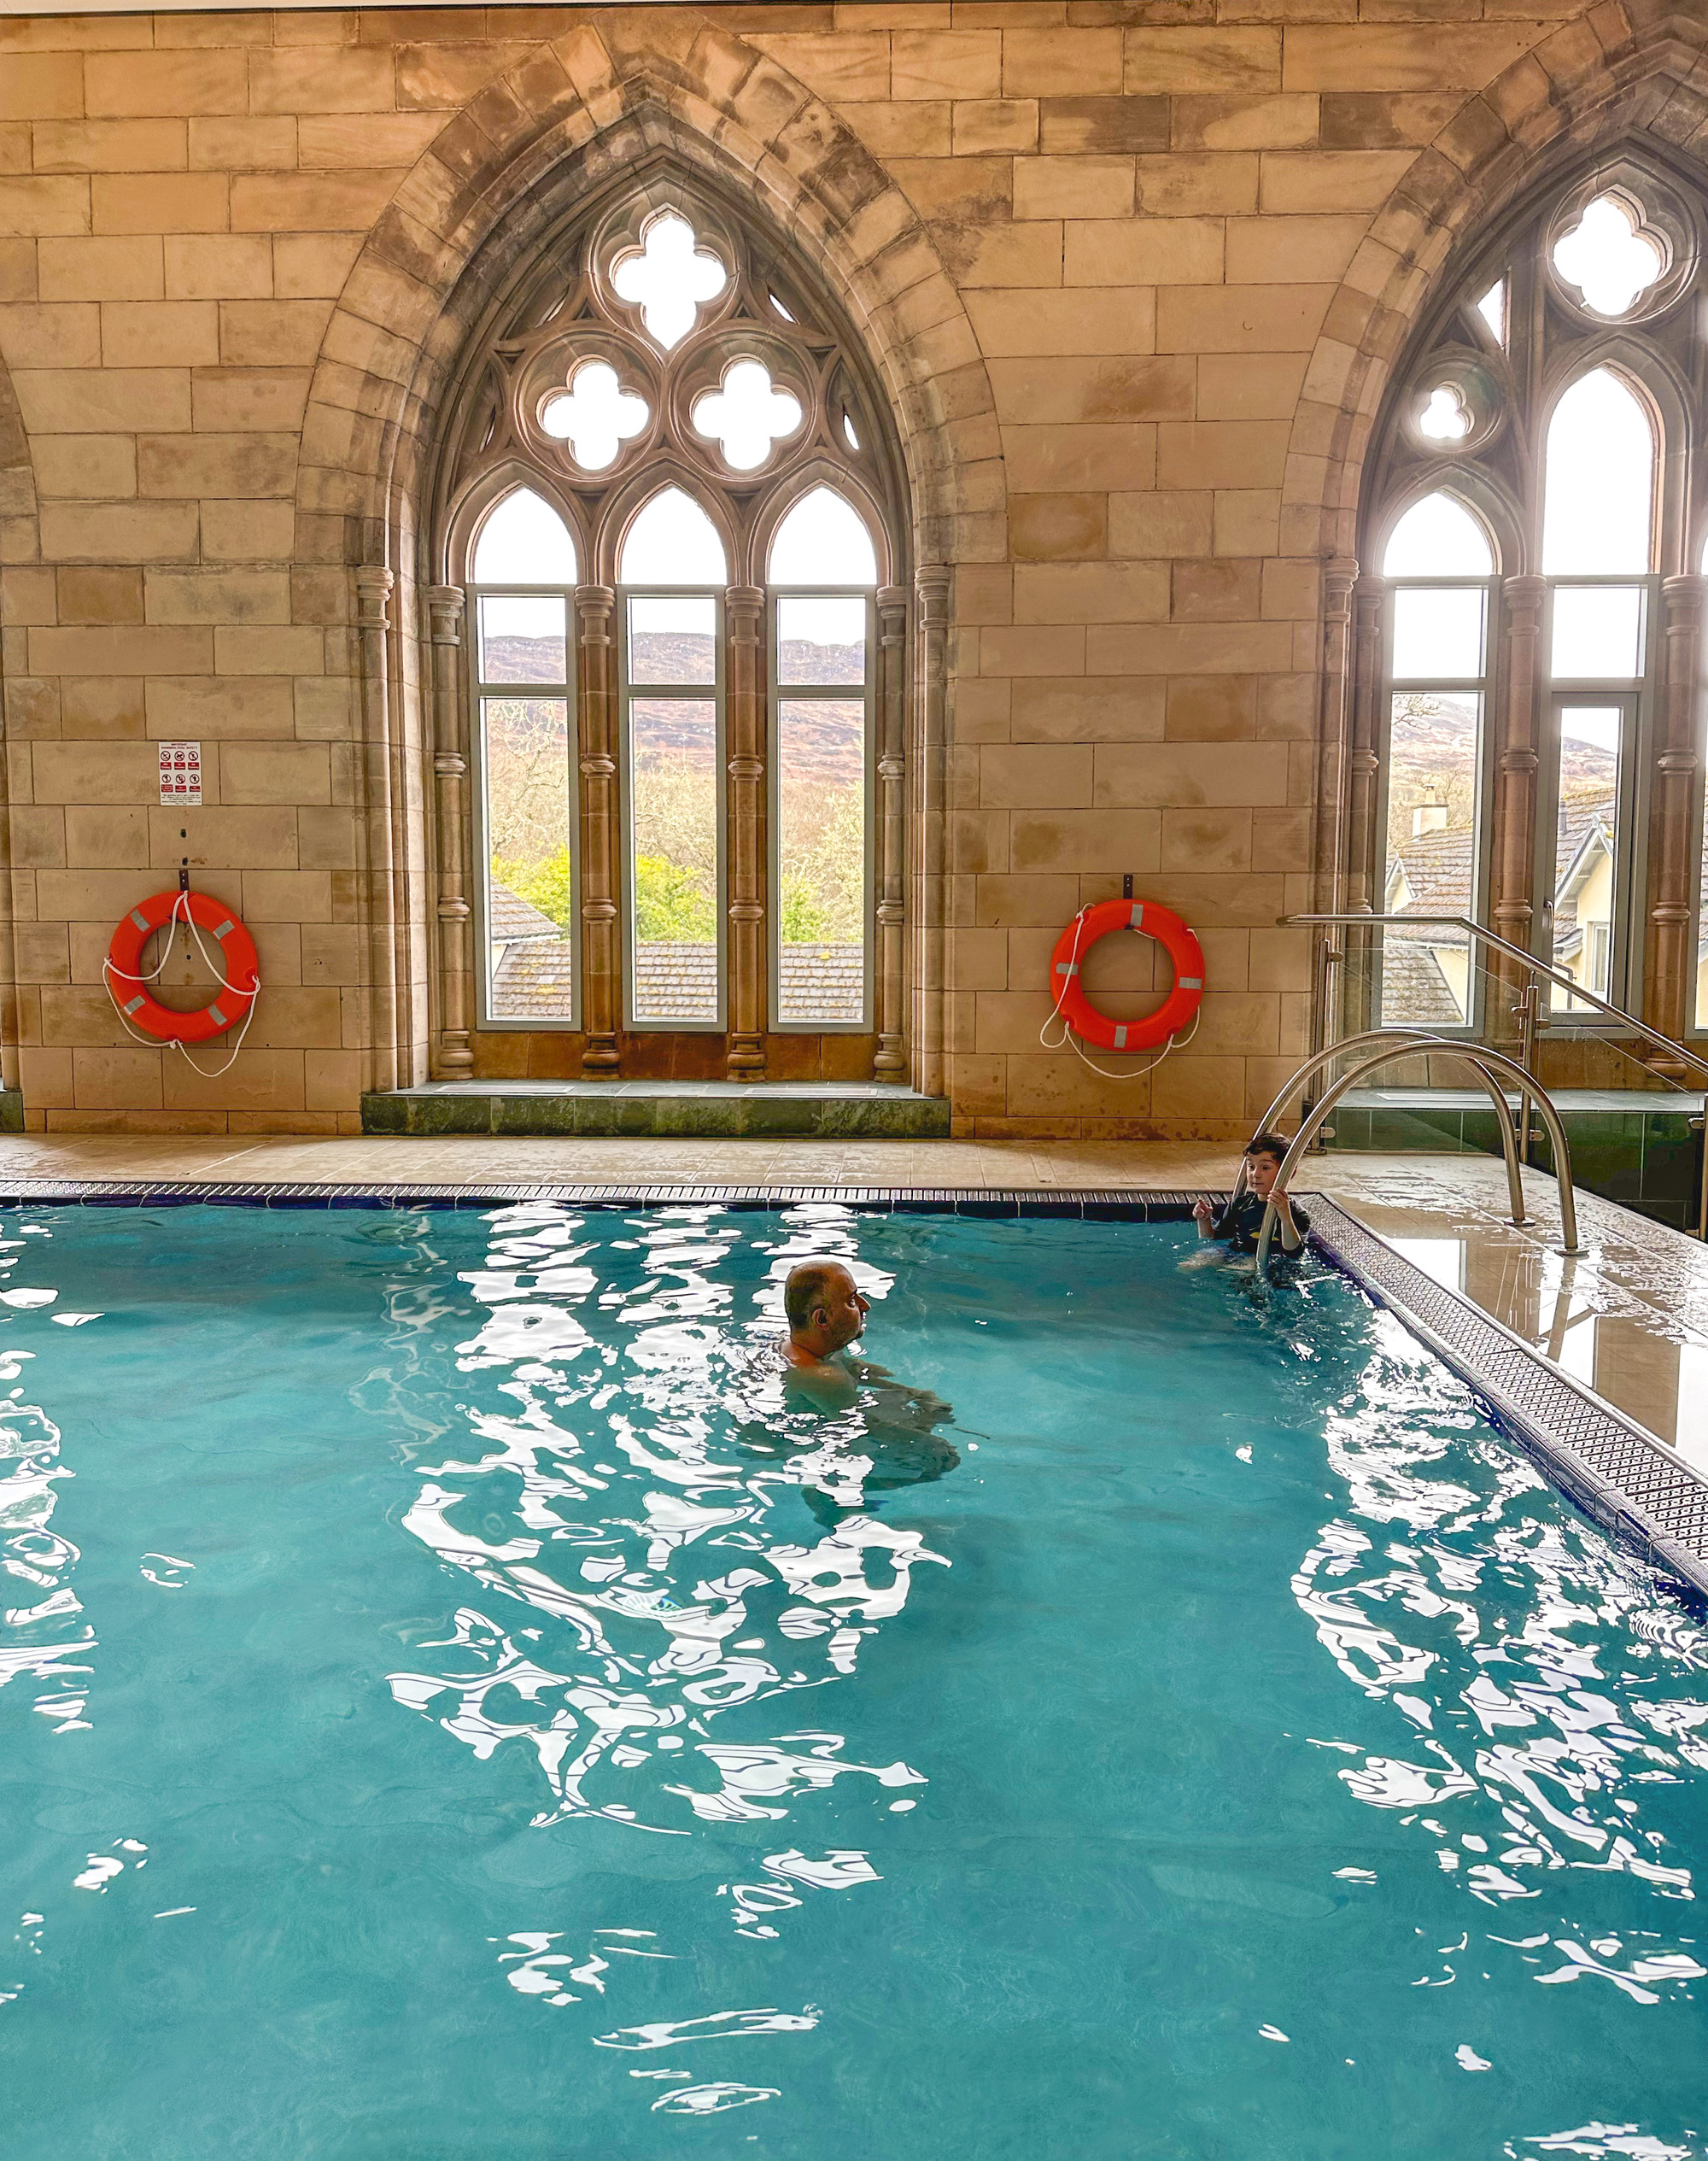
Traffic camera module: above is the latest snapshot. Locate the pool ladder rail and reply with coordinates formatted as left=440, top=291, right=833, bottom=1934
left=1246, top=1031, right=1582, bottom=1278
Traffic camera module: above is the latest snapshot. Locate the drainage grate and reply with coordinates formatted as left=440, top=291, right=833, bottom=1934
left=1307, top=1197, right=1708, bottom=1602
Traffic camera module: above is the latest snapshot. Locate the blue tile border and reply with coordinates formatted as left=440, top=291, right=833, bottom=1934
left=4, top=1176, right=1705, bottom=1604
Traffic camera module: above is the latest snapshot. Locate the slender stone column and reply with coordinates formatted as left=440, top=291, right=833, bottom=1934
left=1490, top=573, right=1546, bottom=1055
left=576, top=585, right=621, bottom=1075
left=874, top=583, right=909, bottom=1079
left=1314, top=557, right=1358, bottom=917
left=1341, top=575, right=1385, bottom=1035
left=911, top=566, right=951, bottom=1102
left=725, top=584, right=766, bottom=1079
left=1646, top=573, right=1705, bottom=1063
left=425, top=585, right=473, bottom=1078
left=355, top=564, right=401, bottom=1091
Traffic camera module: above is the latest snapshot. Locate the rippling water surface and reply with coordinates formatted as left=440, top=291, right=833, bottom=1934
left=3, top=1202, right=1707, bottom=2159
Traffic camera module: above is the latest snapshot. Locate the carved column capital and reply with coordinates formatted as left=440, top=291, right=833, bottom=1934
left=576, top=584, right=616, bottom=634
left=1323, top=554, right=1358, bottom=616
left=1502, top=573, right=1546, bottom=630
left=425, top=584, right=465, bottom=644
left=725, top=583, right=764, bottom=624
left=355, top=564, right=394, bottom=630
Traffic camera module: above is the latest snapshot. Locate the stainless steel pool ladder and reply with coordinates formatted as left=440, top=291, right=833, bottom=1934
left=1241, top=1030, right=1582, bottom=1277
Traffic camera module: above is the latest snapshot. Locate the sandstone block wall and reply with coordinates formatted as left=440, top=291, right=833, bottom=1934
left=0, top=0, right=1652, bottom=1136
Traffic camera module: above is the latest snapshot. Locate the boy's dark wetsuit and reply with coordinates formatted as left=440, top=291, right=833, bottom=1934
left=1208, top=1191, right=1311, bottom=1256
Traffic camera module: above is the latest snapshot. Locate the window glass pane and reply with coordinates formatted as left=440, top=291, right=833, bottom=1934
left=777, top=698, right=866, bottom=1025
left=1550, top=705, right=1622, bottom=1011
left=779, top=595, right=866, bottom=686
left=1550, top=585, right=1644, bottom=679
left=768, top=485, right=878, bottom=586
left=1379, top=691, right=1479, bottom=1027
left=483, top=696, right=572, bottom=1022
left=629, top=595, right=715, bottom=686
left=1382, top=493, right=1494, bottom=577
left=478, top=595, right=567, bottom=686
left=472, top=488, right=576, bottom=585
left=629, top=699, right=718, bottom=1022
left=1541, top=369, right=1654, bottom=573
left=1391, top=586, right=1485, bottom=680
left=1553, top=194, right=1664, bottom=317
left=619, top=487, right=727, bottom=586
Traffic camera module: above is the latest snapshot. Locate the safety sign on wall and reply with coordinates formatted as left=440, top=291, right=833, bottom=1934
left=159, top=741, right=202, bottom=808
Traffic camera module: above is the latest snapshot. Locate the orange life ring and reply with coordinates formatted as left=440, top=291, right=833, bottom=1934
left=104, top=891, right=260, bottom=1044
left=1049, top=899, right=1204, bottom=1053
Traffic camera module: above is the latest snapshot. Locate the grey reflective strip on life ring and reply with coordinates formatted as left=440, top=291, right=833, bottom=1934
left=1130, top=903, right=1144, bottom=928
left=208, top=1002, right=227, bottom=1028
left=1114, top=1025, right=1127, bottom=1048
left=213, top=919, right=235, bottom=940
left=1179, top=976, right=1202, bottom=989
left=1056, top=962, right=1079, bottom=976
left=123, top=996, right=144, bottom=1016
left=130, top=908, right=150, bottom=933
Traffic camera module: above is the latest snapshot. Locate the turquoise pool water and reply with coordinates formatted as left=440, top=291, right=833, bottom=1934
left=3, top=1202, right=1706, bottom=2160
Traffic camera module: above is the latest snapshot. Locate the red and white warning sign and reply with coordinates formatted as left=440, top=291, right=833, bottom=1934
left=159, top=741, right=202, bottom=807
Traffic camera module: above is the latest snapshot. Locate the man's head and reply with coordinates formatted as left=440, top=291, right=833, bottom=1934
left=1243, top=1130, right=1291, bottom=1198
left=783, top=1259, right=869, bottom=1356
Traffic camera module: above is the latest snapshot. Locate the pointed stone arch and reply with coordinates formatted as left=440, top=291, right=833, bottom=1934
left=299, top=17, right=997, bottom=1092
left=1295, top=2, right=1708, bottom=940
left=1284, top=0, right=1708, bottom=561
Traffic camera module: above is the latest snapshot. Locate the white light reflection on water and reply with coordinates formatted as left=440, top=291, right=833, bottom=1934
left=0, top=1330, right=94, bottom=1734
left=385, top=1204, right=946, bottom=1837
left=1294, top=1306, right=1708, bottom=2015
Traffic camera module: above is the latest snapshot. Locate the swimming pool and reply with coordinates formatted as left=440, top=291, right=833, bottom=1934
left=3, top=1199, right=1706, bottom=2159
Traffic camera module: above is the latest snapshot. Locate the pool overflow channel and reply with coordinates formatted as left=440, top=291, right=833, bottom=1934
left=5, top=1178, right=1708, bottom=1608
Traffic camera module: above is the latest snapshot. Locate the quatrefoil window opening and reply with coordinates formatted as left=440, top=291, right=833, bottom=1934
left=1553, top=193, right=1667, bottom=318
left=611, top=211, right=728, bottom=352
left=1418, top=384, right=1474, bottom=443
left=690, top=359, right=803, bottom=473
left=539, top=360, right=651, bottom=473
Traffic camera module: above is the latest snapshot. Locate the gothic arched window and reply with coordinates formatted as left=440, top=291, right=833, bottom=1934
left=1356, top=155, right=1704, bottom=1052
left=432, top=174, right=904, bottom=1081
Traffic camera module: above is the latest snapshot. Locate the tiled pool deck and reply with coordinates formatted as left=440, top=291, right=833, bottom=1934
left=10, top=1130, right=1708, bottom=1484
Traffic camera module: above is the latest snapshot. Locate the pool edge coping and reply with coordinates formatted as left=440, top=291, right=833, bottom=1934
left=7, top=1174, right=1708, bottom=1604
left=1305, top=1195, right=1708, bottom=1606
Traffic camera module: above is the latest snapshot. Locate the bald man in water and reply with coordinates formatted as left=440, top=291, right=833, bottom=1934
left=781, top=1258, right=870, bottom=1408
left=770, top=1259, right=959, bottom=1517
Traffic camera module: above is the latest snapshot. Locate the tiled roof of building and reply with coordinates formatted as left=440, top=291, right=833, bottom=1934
left=1388, top=823, right=1474, bottom=939
left=1380, top=937, right=1465, bottom=1027
left=487, top=940, right=868, bottom=1026
left=491, top=936, right=575, bottom=1020
left=488, top=881, right=563, bottom=943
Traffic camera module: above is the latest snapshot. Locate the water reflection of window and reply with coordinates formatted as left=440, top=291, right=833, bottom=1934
left=1378, top=493, right=1494, bottom=1029
left=768, top=488, right=878, bottom=1028
left=619, top=489, right=727, bottom=1028
left=471, top=488, right=577, bottom=1024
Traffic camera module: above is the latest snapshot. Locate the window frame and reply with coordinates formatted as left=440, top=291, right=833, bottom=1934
left=767, top=584, right=877, bottom=1034
left=1374, top=559, right=1498, bottom=1036
left=467, top=571, right=581, bottom=1034
left=617, top=582, right=728, bottom=1034
left=1535, top=568, right=1658, bottom=1022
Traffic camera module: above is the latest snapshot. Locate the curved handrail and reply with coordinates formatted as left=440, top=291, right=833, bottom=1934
left=1280, top=911, right=1708, bottom=1085
left=1233, top=1028, right=1529, bottom=1227
left=1251, top=1034, right=1582, bottom=1276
